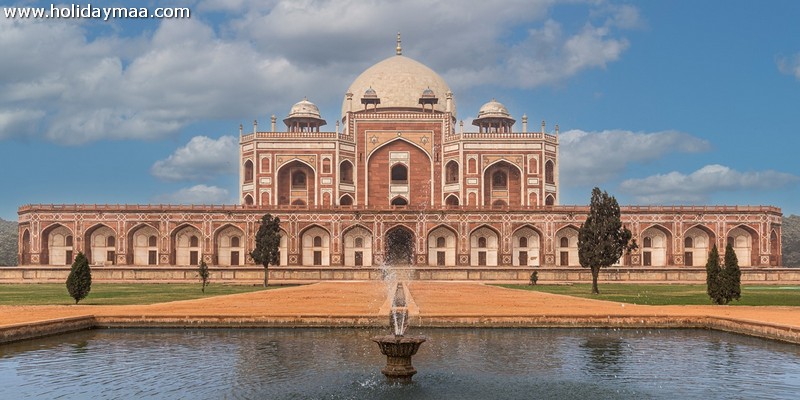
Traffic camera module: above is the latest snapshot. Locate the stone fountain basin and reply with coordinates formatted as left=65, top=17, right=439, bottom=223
left=372, top=334, right=427, bottom=383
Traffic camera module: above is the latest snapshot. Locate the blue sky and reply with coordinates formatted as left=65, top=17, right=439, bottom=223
left=1, top=0, right=799, bottom=221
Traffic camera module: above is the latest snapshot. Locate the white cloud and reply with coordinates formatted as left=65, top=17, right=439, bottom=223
left=559, top=129, right=710, bottom=185
left=777, top=54, right=800, bottom=80
left=151, top=135, right=239, bottom=181
left=154, top=184, right=232, bottom=204
left=0, top=1, right=640, bottom=143
left=619, top=164, right=800, bottom=204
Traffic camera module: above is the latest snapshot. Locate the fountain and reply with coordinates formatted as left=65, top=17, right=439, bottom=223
left=372, top=282, right=426, bottom=384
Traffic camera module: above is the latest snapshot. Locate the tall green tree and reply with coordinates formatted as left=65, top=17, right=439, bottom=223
left=66, top=252, right=91, bottom=304
left=706, top=244, right=724, bottom=304
left=198, top=260, right=210, bottom=293
left=723, top=241, right=741, bottom=303
left=578, top=187, right=637, bottom=294
left=250, top=214, right=281, bottom=287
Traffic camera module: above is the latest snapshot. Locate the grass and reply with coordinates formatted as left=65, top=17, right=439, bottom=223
left=498, top=283, right=800, bottom=306
left=0, top=283, right=278, bottom=306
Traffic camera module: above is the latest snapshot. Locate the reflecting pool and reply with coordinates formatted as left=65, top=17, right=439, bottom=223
left=1, top=328, right=799, bottom=399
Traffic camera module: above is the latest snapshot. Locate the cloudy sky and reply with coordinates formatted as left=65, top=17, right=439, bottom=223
left=1, top=0, right=799, bottom=220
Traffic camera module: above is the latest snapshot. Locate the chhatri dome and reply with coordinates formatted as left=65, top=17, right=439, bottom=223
left=342, top=34, right=455, bottom=117
left=476, top=99, right=511, bottom=119
left=287, top=97, right=323, bottom=120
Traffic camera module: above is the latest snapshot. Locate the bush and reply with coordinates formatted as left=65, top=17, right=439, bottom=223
left=66, top=252, right=91, bottom=304
left=529, top=271, right=539, bottom=286
left=198, top=261, right=209, bottom=293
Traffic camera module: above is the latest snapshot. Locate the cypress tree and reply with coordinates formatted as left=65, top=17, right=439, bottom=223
left=198, top=260, right=210, bottom=293
left=706, top=244, right=724, bottom=304
left=251, top=214, right=281, bottom=287
left=723, top=241, right=742, bottom=303
left=66, top=252, right=92, bottom=304
left=578, top=187, right=637, bottom=294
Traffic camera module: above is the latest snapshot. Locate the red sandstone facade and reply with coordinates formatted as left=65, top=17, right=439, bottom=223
left=17, top=46, right=783, bottom=270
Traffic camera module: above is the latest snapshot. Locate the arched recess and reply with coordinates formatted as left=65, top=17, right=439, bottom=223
left=512, top=226, right=541, bottom=266
left=244, top=194, right=254, bottom=206
left=129, top=223, right=159, bottom=265
left=555, top=226, right=579, bottom=266
left=545, top=195, right=555, bottom=206
left=367, top=138, right=432, bottom=207
left=468, top=192, right=477, bottom=206
left=42, top=224, right=73, bottom=266
left=770, top=229, right=780, bottom=266
left=470, top=225, right=499, bottom=266
left=322, top=192, right=332, bottom=206
left=301, top=225, right=330, bottom=266
left=545, top=160, right=555, bottom=184
left=339, top=194, right=354, bottom=206
left=391, top=196, right=408, bottom=206
left=343, top=225, right=372, bottom=267
left=428, top=225, right=457, bottom=266
left=244, top=160, right=254, bottom=183
left=727, top=225, right=757, bottom=267
left=20, top=229, right=31, bottom=265
left=339, top=160, right=354, bottom=183
left=278, top=229, right=288, bottom=266
left=277, top=159, right=316, bottom=206
left=684, top=225, right=715, bottom=267
left=445, top=194, right=459, bottom=206
left=641, top=225, right=672, bottom=267
left=85, top=224, right=116, bottom=266
left=385, top=225, right=415, bottom=265
left=528, top=192, right=538, bottom=207
left=215, top=225, right=245, bottom=266
left=445, top=160, right=459, bottom=184
left=172, top=224, right=203, bottom=265
left=483, top=160, right=522, bottom=207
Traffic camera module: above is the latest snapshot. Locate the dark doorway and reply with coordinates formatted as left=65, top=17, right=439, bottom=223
left=148, top=250, right=157, bottom=265
left=231, top=251, right=240, bottom=266
left=684, top=252, right=692, bottom=267
left=519, top=251, right=528, bottom=266
left=385, top=227, right=414, bottom=265
left=354, top=251, right=363, bottom=267
left=560, top=251, right=569, bottom=266
left=190, top=251, right=199, bottom=266
left=437, top=251, right=446, bottom=266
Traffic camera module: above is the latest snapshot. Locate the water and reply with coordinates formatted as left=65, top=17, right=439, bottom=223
left=2, top=328, right=799, bottom=399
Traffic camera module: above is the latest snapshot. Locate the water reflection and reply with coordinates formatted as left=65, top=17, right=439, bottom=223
left=1, top=328, right=799, bottom=399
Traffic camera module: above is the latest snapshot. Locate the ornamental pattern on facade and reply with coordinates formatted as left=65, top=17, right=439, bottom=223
left=17, top=39, right=783, bottom=269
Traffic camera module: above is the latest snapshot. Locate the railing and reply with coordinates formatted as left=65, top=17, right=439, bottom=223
left=17, top=203, right=783, bottom=214
left=240, top=132, right=354, bottom=142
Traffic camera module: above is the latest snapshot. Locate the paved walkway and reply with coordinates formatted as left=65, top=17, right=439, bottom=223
left=1, top=282, right=798, bottom=343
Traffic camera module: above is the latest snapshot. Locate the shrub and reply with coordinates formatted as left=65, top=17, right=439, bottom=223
left=66, top=252, right=92, bottom=304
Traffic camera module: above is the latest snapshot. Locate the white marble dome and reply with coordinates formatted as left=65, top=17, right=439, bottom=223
left=342, top=55, right=454, bottom=117
left=288, top=97, right=322, bottom=119
left=477, top=99, right=511, bottom=119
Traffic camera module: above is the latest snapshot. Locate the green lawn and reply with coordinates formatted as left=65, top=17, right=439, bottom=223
left=498, top=283, right=800, bottom=306
left=0, top=283, right=277, bottom=306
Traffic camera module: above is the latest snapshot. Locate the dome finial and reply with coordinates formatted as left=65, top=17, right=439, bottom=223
left=396, top=32, right=402, bottom=55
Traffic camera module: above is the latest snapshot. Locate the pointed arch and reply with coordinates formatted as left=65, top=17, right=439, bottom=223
left=214, top=224, right=245, bottom=266
left=128, top=223, right=160, bottom=265
left=512, top=225, right=542, bottom=266
left=641, top=224, right=673, bottom=267
left=339, top=193, right=354, bottom=206
left=545, top=195, right=555, bottom=206
left=339, top=159, right=354, bottom=184
left=727, top=224, right=758, bottom=267
left=20, top=229, right=31, bottom=265
left=84, top=223, right=117, bottom=266
left=390, top=196, right=408, bottom=206
left=470, top=224, right=500, bottom=266
left=368, top=137, right=432, bottom=162
left=444, top=194, right=459, bottom=206
left=445, top=160, right=459, bottom=184
left=555, top=225, right=580, bottom=266
left=483, top=160, right=522, bottom=207
left=545, top=160, right=555, bottom=184
left=427, top=224, right=458, bottom=266
left=42, top=223, right=73, bottom=266
left=244, top=194, right=254, bottom=206
left=770, top=229, right=780, bottom=266
left=343, top=224, right=373, bottom=267
left=171, top=223, right=203, bottom=266
left=300, top=224, right=330, bottom=266
left=276, top=159, right=316, bottom=206
left=385, top=224, right=416, bottom=265
left=683, top=224, right=716, bottom=267
left=243, top=159, right=254, bottom=183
